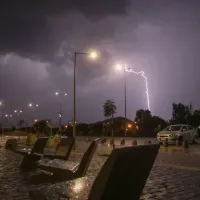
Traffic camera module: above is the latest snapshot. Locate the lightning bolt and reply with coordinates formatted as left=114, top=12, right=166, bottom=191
left=125, top=67, right=151, bottom=111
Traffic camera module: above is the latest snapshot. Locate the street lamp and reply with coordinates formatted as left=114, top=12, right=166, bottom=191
left=115, top=63, right=127, bottom=137
left=73, top=50, right=98, bottom=138
left=5, top=114, right=12, bottom=119
left=28, top=103, right=39, bottom=122
left=13, top=109, right=23, bottom=116
left=54, top=91, right=67, bottom=131
left=128, top=124, right=132, bottom=128
left=28, top=103, right=39, bottom=111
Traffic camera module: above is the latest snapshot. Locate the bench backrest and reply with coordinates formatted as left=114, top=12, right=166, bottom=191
left=31, top=137, right=48, bottom=154
left=55, top=137, right=75, bottom=160
left=75, top=138, right=100, bottom=178
left=88, top=144, right=160, bottom=200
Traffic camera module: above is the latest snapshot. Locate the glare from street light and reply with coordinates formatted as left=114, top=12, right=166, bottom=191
left=29, top=103, right=33, bottom=107
left=90, top=51, right=98, bottom=59
left=115, top=64, right=124, bottom=71
left=0, top=101, right=2, bottom=106
left=20, top=110, right=23, bottom=113
left=55, top=92, right=59, bottom=96
left=14, top=110, right=17, bottom=113
left=36, top=104, right=39, bottom=107
left=10, top=115, right=12, bottom=117
left=64, top=93, right=67, bottom=96
left=5, top=114, right=8, bottom=117
left=128, top=124, right=132, bottom=128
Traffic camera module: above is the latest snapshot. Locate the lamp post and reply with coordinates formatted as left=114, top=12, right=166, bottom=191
left=116, top=64, right=127, bottom=137
left=73, top=51, right=98, bottom=138
left=28, top=103, right=39, bottom=122
left=5, top=114, right=12, bottom=131
left=0, top=101, right=3, bottom=135
left=55, top=92, right=67, bottom=131
left=13, top=110, right=23, bottom=116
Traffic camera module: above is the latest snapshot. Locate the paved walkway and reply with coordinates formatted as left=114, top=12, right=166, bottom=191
left=141, top=147, right=200, bottom=200
left=0, top=140, right=200, bottom=199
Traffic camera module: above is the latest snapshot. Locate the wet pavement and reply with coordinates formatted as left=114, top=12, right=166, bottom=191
left=0, top=139, right=200, bottom=200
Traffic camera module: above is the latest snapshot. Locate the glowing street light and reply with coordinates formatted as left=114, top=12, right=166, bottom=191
left=13, top=109, right=23, bottom=116
left=0, top=101, right=2, bottom=106
left=116, top=64, right=124, bottom=71
left=28, top=103, right=39, bottom=121
left=90, top=51, right=98, bottom=59
left=54, top=91, right=68, bottom=132
left=28, top=103, right=38, bottom=109
left=128, top=124, right=132, bottom=128
left=73, top=50, right=98, bottom=138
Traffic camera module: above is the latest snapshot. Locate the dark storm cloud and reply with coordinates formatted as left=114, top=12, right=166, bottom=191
left=1, top=0, right=200, bottom=124
left=0, top=0, right=129, bottom=58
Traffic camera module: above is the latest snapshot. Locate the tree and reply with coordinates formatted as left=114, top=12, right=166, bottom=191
left=189, top=110, right=200, bottom=127
left=171, top=103, right=192, bottom=124
left=152, top=116, right=168, bottom=133
left=134, top=109, right=152, bottom=136
left=134, top=109, right=167, bottom=137
left=17, top=119, right=25, bottom=129
left=103, top=99, right=117, bottom=137
left=34, top=119, right=52, bottom=136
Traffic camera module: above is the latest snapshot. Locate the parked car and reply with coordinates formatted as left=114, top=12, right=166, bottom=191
left=157, top=124, right=197, bottom=144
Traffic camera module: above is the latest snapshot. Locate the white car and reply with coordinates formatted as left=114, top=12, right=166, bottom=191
left=157, top=124, right=197, bottom=144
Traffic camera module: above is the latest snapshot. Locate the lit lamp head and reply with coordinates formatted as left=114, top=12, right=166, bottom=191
left=55, top=92, right=59, bottom=96
left=29, top=103, right=33, bottom=107
left=89, top=51, right=98, bottom=59
left=36, top=104, right=39, bottom=107
left=128, top=124, right=132, bottom=128
left=115, top=64, right=124, bottom=71
left=14, top=110, right=17, bottom=113
left=0, top=101, right=2, bottom=106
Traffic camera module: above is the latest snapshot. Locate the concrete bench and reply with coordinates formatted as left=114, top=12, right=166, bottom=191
left=38, top=138, right=100, bottom=182
left=29, top=144, right=160, bottom=200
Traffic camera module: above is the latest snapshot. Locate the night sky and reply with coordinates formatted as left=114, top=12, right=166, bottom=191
left=1, top=0, right=200, bottom=125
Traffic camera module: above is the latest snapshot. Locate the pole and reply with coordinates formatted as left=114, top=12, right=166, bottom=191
left=73, top=52, right=77, bottom=138
left=59, top=96, right=63, bottom=134
left=124, top=65, right=127, bottom=138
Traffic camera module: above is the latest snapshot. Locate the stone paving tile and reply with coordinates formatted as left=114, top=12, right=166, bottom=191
left=1, top=143, right=200, bottom=199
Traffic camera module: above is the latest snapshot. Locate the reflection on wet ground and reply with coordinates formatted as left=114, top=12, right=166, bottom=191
left=1, top=138, right=200, bottom=199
